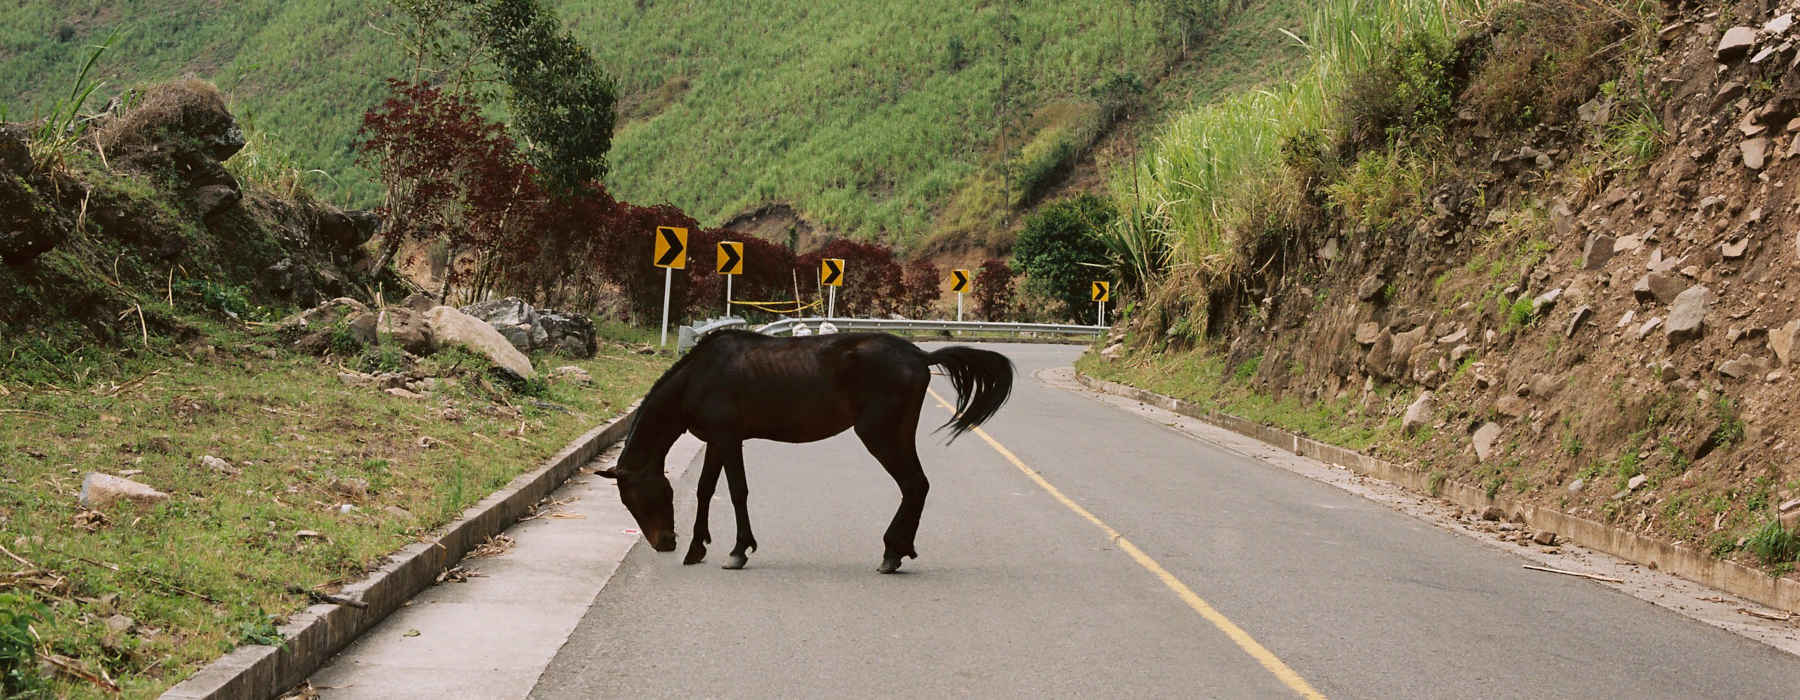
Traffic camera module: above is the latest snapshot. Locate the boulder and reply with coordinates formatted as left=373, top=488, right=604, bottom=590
left=190, top=184, right=240, bottom=218
left=1717, top=26, right=1758, bottom=62
left=80, top=473, right=170, bottom=509
left=1531, top=288, right=1563, bottom=314
left=1354, top=322, right=1382, bottom=346
left=425, top=305, right=535, bottom=380
left=377, top=307, right=434, bottom=355
left=1403, top=392, right=1434, bottom=436
left=1473, top=422, right=1502, bottom=462
left=1565, top=305, right=1592, bottom=337
left=1356, top=275, right=1386, bottom=302
left=537, top=311, right=597, bottom=357
left=1718, top=355, right=1757, bottom=379
left=1664, top=286, right=1712, bottom=342
left=462, top=297, right=537, bottom=329
left=550, top=365, right=594, bottom=385
left=1495, top=395, right=1530, bottom=419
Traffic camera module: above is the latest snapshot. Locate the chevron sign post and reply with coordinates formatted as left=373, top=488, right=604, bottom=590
left=950, top=269, right=972, bottom=322
left=821, top=258, right=844, bottom=318
left=654, top=226, right=688, bottom=346
left=717, top=241, right=743, bottom=316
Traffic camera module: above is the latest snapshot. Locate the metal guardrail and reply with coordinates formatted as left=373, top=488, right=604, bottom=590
left=676, top=315, right=1105, bottom=353
left=756, top=317, right=1107, bottom=337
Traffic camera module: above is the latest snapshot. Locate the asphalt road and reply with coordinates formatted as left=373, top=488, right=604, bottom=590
left=532, top=343, right=1800, bottom=698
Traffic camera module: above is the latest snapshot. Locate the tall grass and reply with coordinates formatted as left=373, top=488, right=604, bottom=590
left=1110, top=0, right=1479, bottom=280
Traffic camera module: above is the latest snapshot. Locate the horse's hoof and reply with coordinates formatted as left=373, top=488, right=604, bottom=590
left=877, top=555, right=903, bottom=574
left=683, top=547, right=706, bottom=565
left=722, top=553, right=748, bottom=570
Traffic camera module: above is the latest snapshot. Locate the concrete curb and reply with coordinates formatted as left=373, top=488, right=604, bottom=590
left=160, top=408, right=639, bottom=700
left=1073, top=372, right=1800, bottom=614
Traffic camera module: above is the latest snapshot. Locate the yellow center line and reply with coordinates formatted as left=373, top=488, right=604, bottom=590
left=928, top=388, right=1325, bottom=700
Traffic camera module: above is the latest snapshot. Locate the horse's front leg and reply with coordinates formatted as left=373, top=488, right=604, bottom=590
left=685, top=445, right=724, bottom=565
left=720, top=441, right=757, bottom=570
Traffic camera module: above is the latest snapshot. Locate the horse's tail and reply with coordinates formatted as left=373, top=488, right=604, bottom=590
left=924, top=346, right=1014, bottom=442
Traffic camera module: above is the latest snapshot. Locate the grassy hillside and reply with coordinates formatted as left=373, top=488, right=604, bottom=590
left=3, top=1, right=1302, bottom=247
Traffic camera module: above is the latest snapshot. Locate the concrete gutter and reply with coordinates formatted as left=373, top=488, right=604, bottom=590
left=160, top=408, right=639, bottom=700
left=1073, top=372, right=1800, bottom=615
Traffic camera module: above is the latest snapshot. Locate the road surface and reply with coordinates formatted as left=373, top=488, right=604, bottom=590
left=532, top=343, right=1800, bottom=698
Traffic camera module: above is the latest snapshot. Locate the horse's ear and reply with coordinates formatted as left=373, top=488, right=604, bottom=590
left=594, top=467, right=620, bottom=479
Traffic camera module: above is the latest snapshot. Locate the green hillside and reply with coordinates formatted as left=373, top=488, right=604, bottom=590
left=3, top=1, right=1300, bottom=246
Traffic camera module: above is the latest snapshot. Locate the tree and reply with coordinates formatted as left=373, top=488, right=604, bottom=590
left=468, top=0, right=618, bottom=194
left=1013, top=194, right=1115, bottom=322
left=974, top=258, right=1015, bottom=321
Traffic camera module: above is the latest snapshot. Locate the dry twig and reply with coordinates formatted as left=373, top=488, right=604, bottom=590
left=1737, top=607, right=1794, bottom=622
left=1521, top=564, right=1623, bottom=584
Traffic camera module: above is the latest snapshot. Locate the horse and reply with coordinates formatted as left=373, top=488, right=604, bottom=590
left=594, top=329, right=1013, bottom=573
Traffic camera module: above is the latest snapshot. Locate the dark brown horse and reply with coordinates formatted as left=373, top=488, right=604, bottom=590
left=595, top=330, right=1012, bottom=573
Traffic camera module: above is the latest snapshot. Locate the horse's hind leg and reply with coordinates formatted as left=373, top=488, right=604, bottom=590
left=685, top=445, right=724, bottom=565
left=720, top=441, right=757, bottom=570
left=855, top=399, right=927, bottom=574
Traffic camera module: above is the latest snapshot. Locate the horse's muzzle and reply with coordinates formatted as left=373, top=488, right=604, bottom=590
left=650, top=531, right=677, bottom=552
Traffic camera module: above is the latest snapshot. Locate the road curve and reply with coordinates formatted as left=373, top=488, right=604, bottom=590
left=533, top=343, right=1800, bottom=698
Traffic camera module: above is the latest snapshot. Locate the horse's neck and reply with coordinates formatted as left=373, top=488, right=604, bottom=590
left=622, top=370, right=689, bottom=466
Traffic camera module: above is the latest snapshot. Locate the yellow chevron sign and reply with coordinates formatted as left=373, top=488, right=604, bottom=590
left=717, top=241, right=744, bottom=275
left=821, top=258, right=845, bottom=287
left=950, top=269, right=972, bottom=293
left=653, top=226, right=687, bottom=269
left=1091, top=281, right=1110, bottom=302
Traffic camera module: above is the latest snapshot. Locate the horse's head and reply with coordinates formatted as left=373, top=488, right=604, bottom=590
left=596, top=465, right=677, bottom=552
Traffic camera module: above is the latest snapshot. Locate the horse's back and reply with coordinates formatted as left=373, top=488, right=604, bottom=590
left=680, top=332, right=930, bottom=443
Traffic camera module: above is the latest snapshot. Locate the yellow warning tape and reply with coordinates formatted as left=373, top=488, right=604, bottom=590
left=729, top=299, right=821, bottom=313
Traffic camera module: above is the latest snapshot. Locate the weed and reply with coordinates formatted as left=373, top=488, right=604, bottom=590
left=1746, top=519, right=1800, bottom=565
left=232, top=613, right=284, bottom=649
left=1505, top=296, right=1534, bottom=331
left=1427, top=470, right=1447, bottom=497
left=25, top=30, right=116, bottom=171
left=354, top=343, right=407, bottom=374
left=0, top=593, right=49, bottom=697
left=1710, top=397, right=1745, bottom=448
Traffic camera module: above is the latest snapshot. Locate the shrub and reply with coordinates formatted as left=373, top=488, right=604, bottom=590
left=899, top=258, right=942, bottom=318
left=974, top=258, right=1016, bottom=321
left=0, top=593, right=48, bottom=697
left=1338, top=32, right=1456, bottom=148
left=1014, top=194, right=1116, bottom=322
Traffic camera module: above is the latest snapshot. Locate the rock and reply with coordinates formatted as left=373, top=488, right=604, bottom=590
left=1742, top=137, right=1773, bottom=170
left=0, top=123, right=28, bottom=172
left=537, top=311, right=597, bottom=358
left=1769, top=14, right=1795, bottom=34
left=1664, top=286, right=1713, bottom=342
left=1717, top=26, right=1758, bottom=62
left=199, top=455, right=239, bottom=476
left=282, top=297, right=371, bottom=330
left=1473, top=422, right=1502, bottom=462
left=1318, top=237, right=1341, bottom=261
left=1354, top=322, right=1382, bottom=346
left=462, top=297, right=535, bottom=327
left=1613, top=234, right=1644, bottom=253
left=1565, top=305, right=1593, bottom=337
left=1532, top=531, right=1557, bottom=546
left=1403, top=392, right=1434, bottom=436
left=1100, top=342, right=1125, bottom=360
left=1568, top=478, right=1585, bottom=493
left=384, top=387, right=424, bottom=400
left=1530, top=374, right=1562, bottom=398
left=1632, top=273, right=1685, bottom=304
left=1582, top=235, right=1615, bottom=269
left=1721, top=238, right=1749, bottom=259
left=550, top=365, right=594, bottom=385
left=1495, top=395, right=1530, bottom=419
left=424, top=305, right=535, bottom=380
left=331, top=477, right=371, bottom=501
left=377, top=307, right=433, bottom=355
left=1356, top=275, right=1386, bottom=302
left=1531, top=288, right=1563, bottom=314
left=319, top=209, right=380, bottom=251
left=1627, top=474, right=1649, bottom=491
left=1450, top=344, right=1476, bottom=364
left=190, top=184, right=240, bottom=217
left=1577, top=97, right=1612, bottom=126
left=1718, top=355, right=1757, bottom=379
left=1480, top=506, right=1505, bottom=521
left=1616, top=309, right=1635, bottom=328
left=1769, top=319, right=1799, bottom=365
left=1635, top=317, right=1663, bottom=339
left=401, top=293, right=438, bottom=312
left=80, top=473, right=170, bottom=510
left=337, top=371, right=372, bottom=387
left=1437, top=327, right=1468, bottom=345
